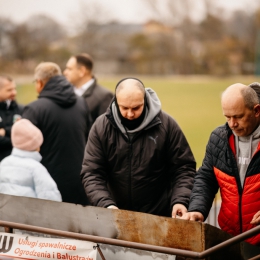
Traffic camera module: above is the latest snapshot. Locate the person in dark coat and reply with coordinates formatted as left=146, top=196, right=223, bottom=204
left=0, top=75, right=23, bottom=161
left=23, top=62, right=90, bottom=205
left=182, top=83, right=260, bottom=246
left=81, top=78, right=196, bottom=217
left=63, top=53, right=113, bottom=123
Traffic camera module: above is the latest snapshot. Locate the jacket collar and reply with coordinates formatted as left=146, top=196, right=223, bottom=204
left=227, top=122, right=260, bottom=158
left=11, top=148, right=42, bottom=162
left=0, top=100, right=16, bottom=110
left=82, top=77, right=97, bottom=98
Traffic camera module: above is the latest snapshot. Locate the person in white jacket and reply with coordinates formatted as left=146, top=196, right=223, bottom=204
left=0, top=118, right=61, bottom=201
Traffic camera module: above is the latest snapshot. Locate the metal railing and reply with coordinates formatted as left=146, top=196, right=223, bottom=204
left=0, top=220, right=260, bottom=259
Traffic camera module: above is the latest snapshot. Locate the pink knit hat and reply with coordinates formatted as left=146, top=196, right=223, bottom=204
left=11, top=119, right=43, bottom=151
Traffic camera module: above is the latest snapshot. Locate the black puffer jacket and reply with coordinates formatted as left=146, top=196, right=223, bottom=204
left=81, top=98, right=196, bottom=216
left=23, top=76, right=90, bottom=205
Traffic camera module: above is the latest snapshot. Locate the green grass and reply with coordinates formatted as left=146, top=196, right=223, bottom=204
left=16, top=76, right=260, bottom=167
left=16, top=84, right=38, bottom=105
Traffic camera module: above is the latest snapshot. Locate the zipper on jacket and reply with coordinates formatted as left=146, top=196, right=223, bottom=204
left=238, top=196, right=243, bottom=233
left=228, top=129, right=260, bottom=235
left=238, top=150, right=260, bottom=233
left=233, top=153, right=243, bottom=234
left=228, top=141, right=243, bottom=234
left=128, top=142, right=133, bottom=210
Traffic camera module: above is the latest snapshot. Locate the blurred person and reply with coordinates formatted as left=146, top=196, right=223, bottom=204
left=249, top=82, right=260, bottom=102
left=81, top=78, right=196, bottom=217
left=0, top=75, right=23, bottom=161
left=182, top=83, right=260, bottom=246
left=0, top=119, right=61, bottom=201
left=23, top=62, right=90, bottom=205
left=64, top=53, right=113, bottom=123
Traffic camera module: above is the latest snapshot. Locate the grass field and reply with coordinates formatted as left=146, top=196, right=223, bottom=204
left=16, top=75, right=260, bottom=167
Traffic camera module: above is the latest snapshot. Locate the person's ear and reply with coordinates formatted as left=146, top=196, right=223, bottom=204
left=254, top=104, right=260, bottom=117
left=38, top=79, right=45, bottom=93
left=78, top=65, right=88, bottom=77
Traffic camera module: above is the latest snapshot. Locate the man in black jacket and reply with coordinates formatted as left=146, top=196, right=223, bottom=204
left=63, top=53, right=113, bottom=123
left=0, top=75, right=23, bottom=161
left=81, top=78, right=196, bottom=217
left=23, top=62, right=90, bottom=205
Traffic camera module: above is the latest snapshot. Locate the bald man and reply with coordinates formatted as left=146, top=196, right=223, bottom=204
left=182, top=83, right=260, bottom=246
left=81, top=78, right=196, bottom=218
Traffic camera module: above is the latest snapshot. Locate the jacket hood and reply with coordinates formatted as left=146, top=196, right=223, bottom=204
left=39, top=75, right=77, bottom=107
left=12, top=147, right=42, bottom=162
left=111, top=88, right=161, bottom=136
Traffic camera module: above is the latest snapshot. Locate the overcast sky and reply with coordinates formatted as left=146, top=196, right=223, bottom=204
left=0, top=0, right=256, bottom=27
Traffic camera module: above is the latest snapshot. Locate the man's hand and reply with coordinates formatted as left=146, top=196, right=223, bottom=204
left=250, top=211, right=260, bottom=225
left=107, top=205, right=119, bottom=209
left=0, top=128, right=5, bottom=136
left=181, top=212, right=204, bottom=222
left=172, top=204, right=187, bottom=218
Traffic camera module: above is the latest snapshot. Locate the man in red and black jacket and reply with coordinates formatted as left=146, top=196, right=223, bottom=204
left=182, top=83, right=260, bottom=246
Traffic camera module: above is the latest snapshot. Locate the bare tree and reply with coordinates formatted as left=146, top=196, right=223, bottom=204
left=25, top=14, right=66, bottom=42
left=0, top=17, right=14, bottom=58
left=7, top=23, right=32, bottom=61
left=144, top=0, right=200, bottom=25
left=0, top=14, right=70, bottom=73
left=68, top=0, right=114, bottom=57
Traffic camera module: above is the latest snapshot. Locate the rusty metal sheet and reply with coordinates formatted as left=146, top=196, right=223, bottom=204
left=114, top=210, right=203, bottom=251
left=0, top=194, right=203, bottom=251
left=0, top=193, right=256, bottom=259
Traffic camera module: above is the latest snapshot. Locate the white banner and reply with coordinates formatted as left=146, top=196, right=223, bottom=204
left=0, top=232, right=97, bottom=260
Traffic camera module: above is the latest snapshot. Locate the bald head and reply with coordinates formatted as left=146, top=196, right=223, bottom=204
left=115, top=78, right=145, bottom=120
left=116, top=78, right=145, bottom=97
left=222, top=83, right=258, bottom=110
left=222, top=83, right=260, bottom=137
left=222, top=83, right=246, bottom=98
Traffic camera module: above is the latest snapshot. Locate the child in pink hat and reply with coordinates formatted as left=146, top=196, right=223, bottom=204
left=0, top=119, right=61, bottom=201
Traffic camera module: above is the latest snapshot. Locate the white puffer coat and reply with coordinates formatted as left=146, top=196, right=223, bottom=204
left=0, top=148, right=62, bottom=201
